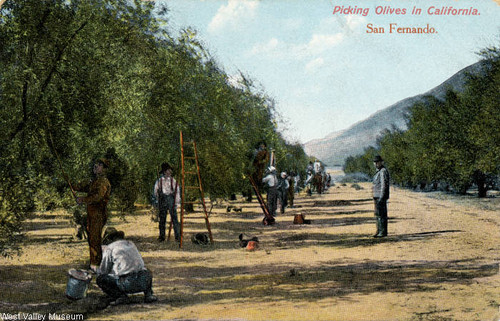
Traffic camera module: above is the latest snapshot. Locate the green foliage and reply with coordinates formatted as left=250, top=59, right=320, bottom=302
left=0, top=171, right=34, bottom=257
left=343, top=146, right=378, bottom=177
left=104, top=147, right=138, bottom=212
left=377, top=129, right=413, bottom=187
left=0, top=0, right=309, bottom=256
left=279, top=141, right=310, bottom=175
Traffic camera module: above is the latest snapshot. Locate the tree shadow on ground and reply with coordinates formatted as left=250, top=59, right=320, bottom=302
left=329, top=209, right=373, bottom=215
left=296, top=198, right=371, bottom=206
left=21, top=235, right=77, bottom=246
left=3, top=257, right=495, bottom=319
left=274, top=230, right=462, bottom=249
left=291, top=208, right=372, bottom=217
left=25, top=212, right=72, bottom=220
left=216, top=212, right=263, bottom=220
left=128, top=235, right=244, bottom=253
left=97, top=259, right=498, bottom=319
left=22, top=215, right=72, bottom=232
left=0, top=262, right=99, bottom=316
left=10, top=193, right=488, bottom=320
left=24, top=223, right=71, bottom=232
left=309, top=199, right=373, bottom=207
left=132, top=221, right=458, bottom=255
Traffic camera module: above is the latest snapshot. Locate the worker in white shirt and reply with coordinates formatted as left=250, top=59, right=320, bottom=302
left=262, top=166, right=279, bottom=217
left=153, top=162, right=181, bottom=242
left=96, top=227, right=157, bottom=307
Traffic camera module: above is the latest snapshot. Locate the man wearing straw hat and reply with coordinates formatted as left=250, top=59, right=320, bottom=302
left=97, top=227, right=157, bottom=307
left=74, top=158, right=111, bottom=272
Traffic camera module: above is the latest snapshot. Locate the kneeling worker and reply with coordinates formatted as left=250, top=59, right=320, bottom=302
left=97, top=227, right=157, bottom=306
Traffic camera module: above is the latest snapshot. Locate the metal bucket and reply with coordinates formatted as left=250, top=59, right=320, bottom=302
left=65, top=269, right=92, bottom=300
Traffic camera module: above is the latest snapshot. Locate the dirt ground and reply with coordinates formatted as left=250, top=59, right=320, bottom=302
left=1, top=179, right=499, bottom=321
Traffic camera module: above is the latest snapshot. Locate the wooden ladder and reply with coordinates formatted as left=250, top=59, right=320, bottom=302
left=174, top=131, right=214, bottom=248
left=249, top=175, right=275, bottom=225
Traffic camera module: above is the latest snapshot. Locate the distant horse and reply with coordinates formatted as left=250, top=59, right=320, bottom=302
left=313, top=173, right=323, bottom=194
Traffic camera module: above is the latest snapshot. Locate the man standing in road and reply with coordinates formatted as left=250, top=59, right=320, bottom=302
left=372, top=155, right=390, bottom=238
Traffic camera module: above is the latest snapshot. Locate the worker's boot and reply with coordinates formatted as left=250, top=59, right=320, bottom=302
left=380, top=217, right=388, bottom=237
left=110, top=295, right=130, bottom=306
left=144, top=289, right=158, bottom=303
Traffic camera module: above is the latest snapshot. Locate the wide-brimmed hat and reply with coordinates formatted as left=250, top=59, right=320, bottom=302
left=191, top=233, right=209, bottom=245
left=268, top=166, right=276, bottom=173
left=373, top=155, right=384, bottom=162
left=97, top=158, right=110, bottom=168
left=102, top=227, right=125, bottom=245
left=160, top=162, right=173, bottom=173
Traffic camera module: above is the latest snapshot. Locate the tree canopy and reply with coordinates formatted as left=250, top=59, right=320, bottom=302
left=0, top=0, right=309, bottom=257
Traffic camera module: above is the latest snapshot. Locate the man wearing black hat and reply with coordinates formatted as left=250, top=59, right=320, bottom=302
left=372, top=155, right=390, bottom=237
left=97, top=227, right=157, bottom=307
left=75, top=158, right=111, bottom=272
left=153, top=163, right=181, bottom=242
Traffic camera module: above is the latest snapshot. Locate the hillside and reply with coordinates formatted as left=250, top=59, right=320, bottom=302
left=304, top=60, right=488, bottom=166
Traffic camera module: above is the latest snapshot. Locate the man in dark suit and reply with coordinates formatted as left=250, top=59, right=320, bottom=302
left=372, top=155, right=390, bottom=238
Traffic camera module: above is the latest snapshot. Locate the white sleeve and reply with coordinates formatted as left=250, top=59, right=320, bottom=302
left=98, top=246, right=113, bottom=275
left=154, top=179, right=160, bottom=198
left=175, top=180, right=181, bottom=206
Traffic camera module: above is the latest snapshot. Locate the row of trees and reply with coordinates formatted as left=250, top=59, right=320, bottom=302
left=344, top=46, right=499, bottom=197
left=0, top=0, right=309, bottom=256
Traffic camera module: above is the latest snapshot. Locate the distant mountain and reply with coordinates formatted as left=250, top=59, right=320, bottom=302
left=304, top=61, right=489, bottom=166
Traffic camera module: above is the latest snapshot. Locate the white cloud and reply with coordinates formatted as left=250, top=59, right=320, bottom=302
left=208, top=0, right=259, bottom=34
left=316, top=15, right=367, bottom=38
left=292, top=84, right=323, bottom=99
left=334, top=14, right=367, bottom=35
left=345, top=15, right=366, bottom=30
left=282, top=17, right=304, bottom=31
left=307, top=34, right=344, bottom=54
left=250, top=33, right=343, bottom=60
left=250, top=38, right=281, bottom=56
left=305, top=57, right=325, bottom=74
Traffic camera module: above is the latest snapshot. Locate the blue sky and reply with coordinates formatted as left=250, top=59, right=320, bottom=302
left=159, top=0, right=499, bottom=144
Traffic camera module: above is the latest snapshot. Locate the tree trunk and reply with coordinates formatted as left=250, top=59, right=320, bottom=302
left=473, top=170, right=488, bottom=198
left=477, top=183, right=487, bottom=198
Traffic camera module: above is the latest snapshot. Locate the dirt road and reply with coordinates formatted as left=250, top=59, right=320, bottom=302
left=1, top=182, right=499, bottom=320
